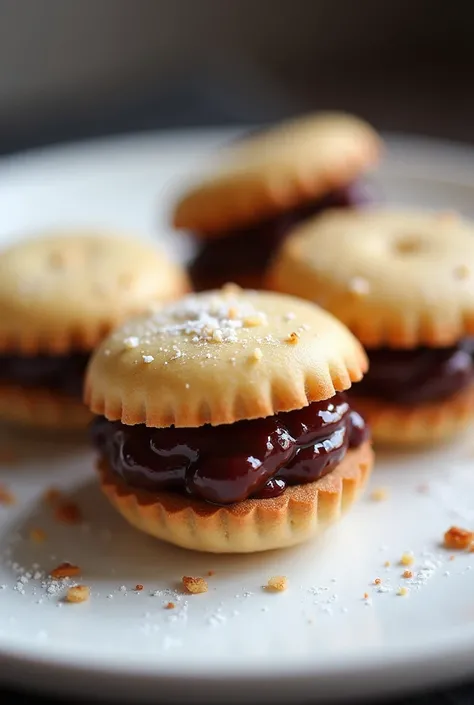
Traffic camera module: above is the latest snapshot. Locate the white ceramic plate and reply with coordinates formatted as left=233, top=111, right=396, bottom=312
left=1, top=129, right=474, bottom=704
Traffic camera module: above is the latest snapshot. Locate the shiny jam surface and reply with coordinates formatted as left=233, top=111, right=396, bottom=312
left=91, top=393, right=368, bottom=505
left=353, top=339, right=474, bottom=405
left=189, top=181, right=374, bottom=290
left=0, top=352, right=89, bottom=398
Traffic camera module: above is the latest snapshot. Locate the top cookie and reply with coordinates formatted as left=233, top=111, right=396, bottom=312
left=266, top=209, right=474, bottom=348
left=0, top=231, right=190, bottom=354
left=173, top=112, right=381, bottom=235
left=85, top=286, right=367, bottom=428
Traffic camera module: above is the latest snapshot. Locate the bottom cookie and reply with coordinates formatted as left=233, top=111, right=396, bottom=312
left=0, top=383, right=93, bottom=430
left=352, top=384, right=474, bottom=446
left=98, top=441, right=373, bottom=553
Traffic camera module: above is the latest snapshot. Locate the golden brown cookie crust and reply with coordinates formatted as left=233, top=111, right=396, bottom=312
left=351, top=384, right=474, bottom=445
left=85, top=287, right=367, bottom=427
left=0, top=383, right=92, bottom=430
left=99, top=440, right=373, bottom=553
left=173, top=113, right=382, bottom=235
left=266, top=208, right=474, bottom=348
left=0, top=231, right=190, bottom=354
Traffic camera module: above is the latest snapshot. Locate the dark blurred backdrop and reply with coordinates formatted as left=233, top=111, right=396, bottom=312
left=0, top=0, right=473, bottom=154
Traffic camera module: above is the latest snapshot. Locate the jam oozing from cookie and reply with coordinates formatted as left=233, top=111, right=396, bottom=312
left=91, top=394, right=368, bottom=505
left=353, top=339, right=474, bottom=405
left=0, top=352, right=89, bottom=398
left=189, top=180, right=374, bottom=290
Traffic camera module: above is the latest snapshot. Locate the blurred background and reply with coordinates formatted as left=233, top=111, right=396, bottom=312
left=1, top=0, right=473, bottom=155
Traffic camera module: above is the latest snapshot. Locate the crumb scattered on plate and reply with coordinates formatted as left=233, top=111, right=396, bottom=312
left=0, top=485, right=16, bottom=506
left=55, top=501, right=82, bottom=524
left=370, top=488, right=388, bottom=502
left=29, top=528, right=47, bottom=543
left=49, top=562, right=81, bottom=579
left=400, top=552, right=414, bottom=566
left=66, top=585, right=90, bottom=603
left=265, top=576, right=288, bottom=592
left=182, top=576, right=208, bottom=594
left=444, top=526, right=474, bottom=551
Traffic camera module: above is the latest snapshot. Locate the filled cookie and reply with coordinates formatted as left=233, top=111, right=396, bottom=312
left=86, top=286, right=373, bottom=553
left=0, top=231, right=190, bottom=429
left=173, top=112, right=381, bottom=291
left=266, top=209, right=474, bottom=445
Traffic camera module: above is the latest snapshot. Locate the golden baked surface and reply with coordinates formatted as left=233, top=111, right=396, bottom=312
left=173, top=112, right=381, bottom=234
left=267, top=209, right=474, bottom=348
left=86, top=286, right=367, bottom=427
left=0, top=231, right=190, bottom=354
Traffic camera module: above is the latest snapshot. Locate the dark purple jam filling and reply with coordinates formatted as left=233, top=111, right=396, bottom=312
left=91, top=393, right=368, bottom=506
left=189, top=180, right=374, bottom=290
left=0, top=352, right=90, bottom=398
left=352, top=339, right=474, bottom=405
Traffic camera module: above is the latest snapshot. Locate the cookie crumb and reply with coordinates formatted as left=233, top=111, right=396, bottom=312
left=182, top=576, right=208, bottom=594
left=363, top=592, right=369, bottom=599
left=400, top=552, right=414, bottom=566
left=373, top=578, right=382, bottom=585
left=29, top=528, right=47, bottom=543
left=402, top=570, right=413, bottom=579
left=348, top=276, right=370, bottom=297
left=444, top=526, right=474, bottom=550
left=397, top=587, right=408, bottom=597
left=123, top=336, right=139, bottom=349
left=370, top=488, right=388, bottom=502
left=285, top=332, right=299, bottom=345
left=50, top=562, right=81, bottom=579
left=48, top=250, right=66, bottom=269
left=243, top=313, right=267, bottom=328
left=55, top=501, right=82, bottom=524
left=135, top=584, right=144, bottom=591
left=265, top=576, right=288, bottom=592
left=251, top=347, right=263, bottom=362
left=454, top=264, right=470, bottom=280
left=207, top=570, right=215, bottom=576
left=66, top=585, right=90, bottom=603
left=44, top=487, right=62, bottom=505
left=0, top=485, right=16, bottom=506
left=165, top=601, right=175, bottom=610
left=384, top=560, right=391, bottom=568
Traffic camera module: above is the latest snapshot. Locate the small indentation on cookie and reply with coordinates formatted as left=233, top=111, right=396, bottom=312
left=48, top=251, right=67, bottom=269
left=394, top=235, right=426, bottom=255
left=453, top=264, right=470, bottom=280
left=118, top=272, right=135, bottom=290
left=250, top=347, right=263, bottom=362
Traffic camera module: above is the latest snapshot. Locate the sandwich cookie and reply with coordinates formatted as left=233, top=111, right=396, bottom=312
left=266, top=209, right=474, bottom=444
left=0, top=231, right=190, bottom=429
left=86, top=286, right=373, bottom=553
left=173, top=112, right=382, bottom=290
